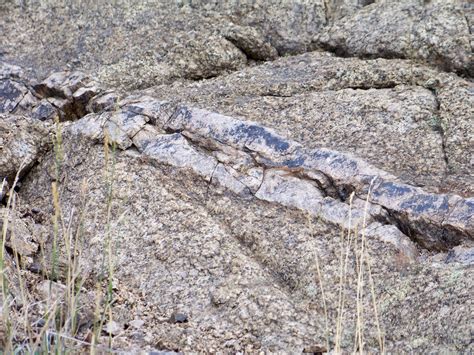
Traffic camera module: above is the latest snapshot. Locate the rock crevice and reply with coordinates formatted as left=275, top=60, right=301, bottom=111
left=65, top=96, right=472, bottom=253
left=1, top=2, right=473, bottom=352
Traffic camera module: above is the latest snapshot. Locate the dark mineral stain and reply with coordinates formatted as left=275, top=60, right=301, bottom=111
left=463, top=199, right=474, bottom=211
left=282, top=155, right=306, bottom=168
left=172, top=105, right=192, bottom=123
left=231, top=123, right=290, bottom=152
left=145, top=133, right=182, bottom=151
left=126, top=104, right=145, bottom=115
left=168, top=312, right=188, bottom=324
left=400, top=194, right=449, bottom=214
left=121, top=109, right=140, bottom=122
left=372, top=181, right=415, bottom=198
left=329, top=155, right=357, bottom=170
left=312, top=150, right=332, bottom=160
left=0, top=80, right=24, bottom=107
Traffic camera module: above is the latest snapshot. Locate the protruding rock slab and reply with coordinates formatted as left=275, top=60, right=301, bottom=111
left=33, top=71, right=101, bottom=120
left=66, top=96, right=473, bottom=252
left=166, top=34, right=247, bottom=80
left=0, top=79, right=29, bottom=113
left=141, top=133, right=218, bottom=182
left=149, top=52, right=467, bottom=195
left=0, top=64, right=103, bottom=122
left=221, top=24, right=278, bottom=61
left=0, top=114, right=51, bottom=183
left=315, top=2, right=473, bottom=75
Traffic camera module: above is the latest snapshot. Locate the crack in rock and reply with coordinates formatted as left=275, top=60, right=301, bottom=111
left=64, top=95, right=473, bottom=254
left=3, top=65, right=468, bottom=255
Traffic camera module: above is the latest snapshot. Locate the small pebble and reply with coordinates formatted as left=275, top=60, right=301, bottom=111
left=168, top=312, right=188, bottom=324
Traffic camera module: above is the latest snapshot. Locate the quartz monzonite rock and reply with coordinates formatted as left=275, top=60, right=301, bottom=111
left=1, top=0, right=473, bottom=353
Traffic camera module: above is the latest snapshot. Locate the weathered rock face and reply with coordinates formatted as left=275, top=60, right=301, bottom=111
left=56, top=95, right=472, bottom=252
left=1, top=0, right=473, bottom=353
left=1, top=0, right=472, bottom=90
left=1, top=1, right=288, bottom=89
left=0, top=114, right=50, bottom=183
left=315, top=1, right=473, bottom=76
left=181, top=0, right=328, bottom=54
left=149, top=52, right=473, bottom=197
left=18, top=135, right=473, bottom=352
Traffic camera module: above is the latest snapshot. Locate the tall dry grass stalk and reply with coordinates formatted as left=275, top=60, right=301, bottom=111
left=308, top=214, right=330, bottom=352
left=0, top=117, right=120, bottom=353
left=1, top=160, right=28, bottom=352
left=334, top=192, right=357, bottom=352
left=311, top=178, right=385, bottom=353
left=90, top=131, right=118, bottom=352
left=353, top=177, right=384, bottom=354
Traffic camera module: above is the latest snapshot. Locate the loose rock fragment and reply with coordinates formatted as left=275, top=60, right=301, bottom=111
left=303, top=344, right=327, bottom=354
left=32, top=99, right=58, bottom=121
left=33, top=71, right=101, bottom=120
left=104, top=321, right=123, bottom=336
left=87, top=91, right=119, bottom=113
left=36, top=280, right=66, bottom=301
left=168, top=312, right=188, bottom=324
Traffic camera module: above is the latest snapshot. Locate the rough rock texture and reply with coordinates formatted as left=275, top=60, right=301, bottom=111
left=182, top=0, right=328, bottom=54
left=0, top=114, right=51, bottom=183
left=18, top=136, right=473, bottom=353
left=166, top=33, right=247, bottom=80
left=61, top=96, right=472, bottom=252
left=1, top=0, right=472, bottom=91
left=0, top=207, right=46, bottom=267
left=1, top=0, right=473, bottom=353
left=149, top=52, right=474, bottom=197
left=315, top=1, right=474, bottom=76
left=2, top=1, right=315, bottom=89
left=436, top=75, right=474, bottom=195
